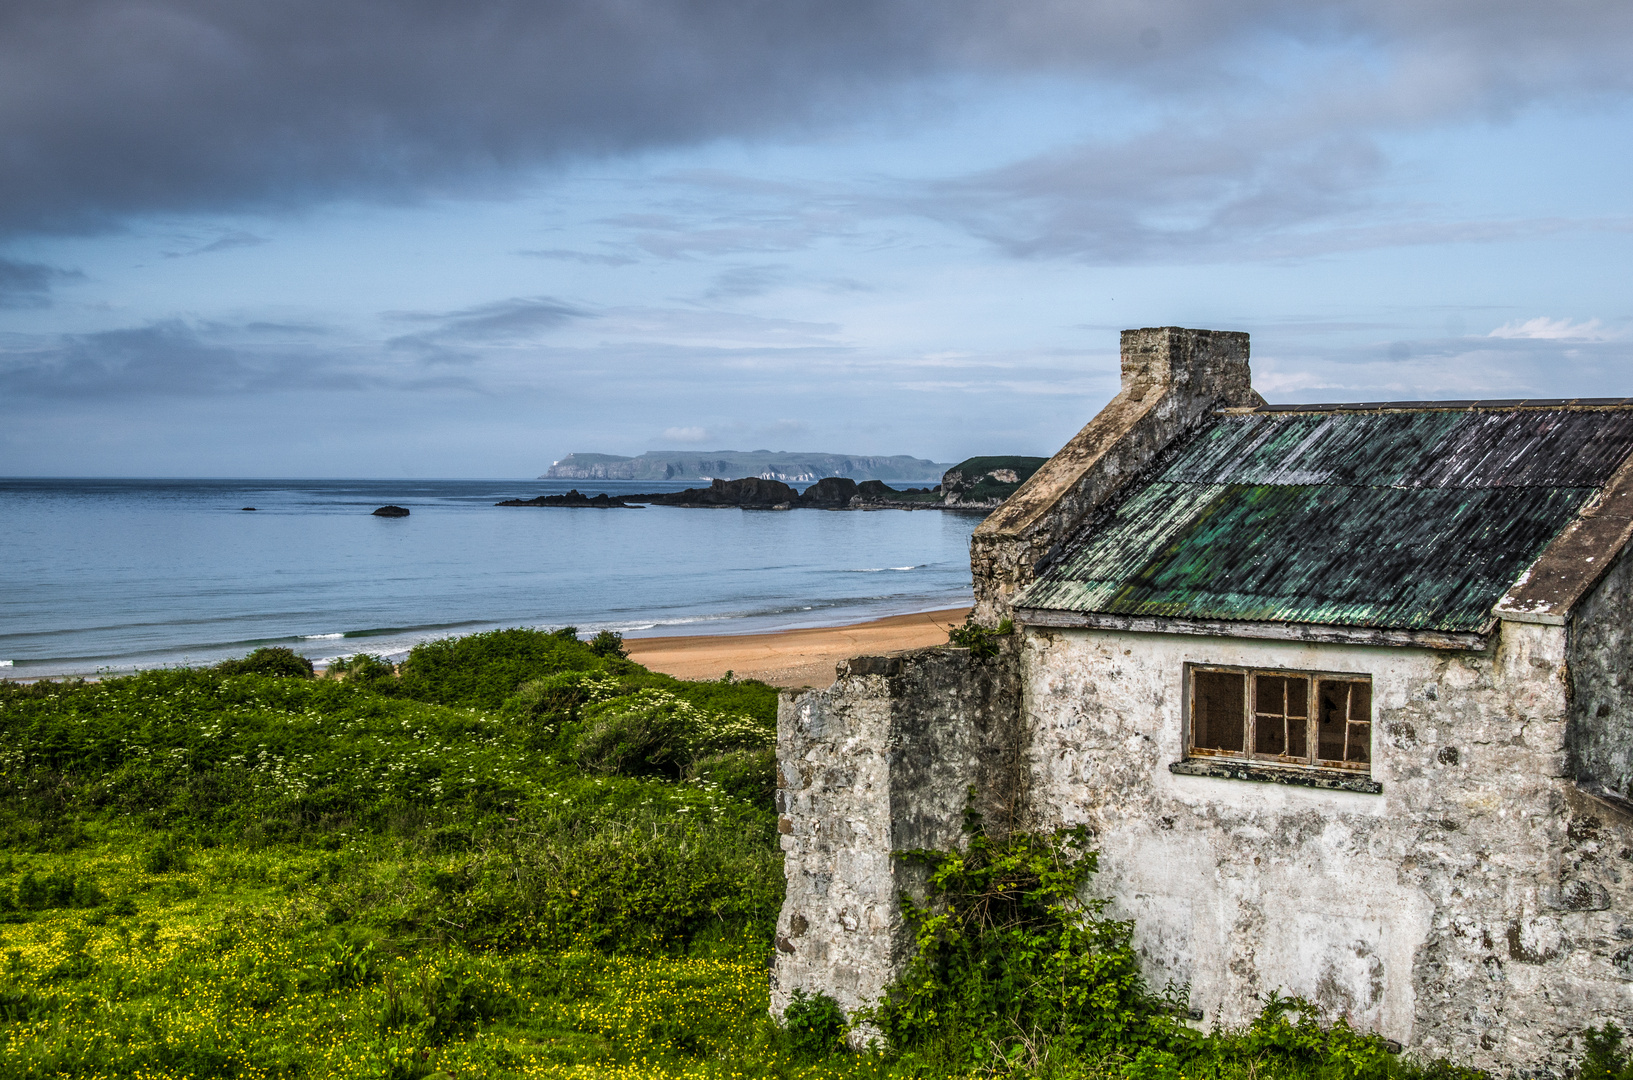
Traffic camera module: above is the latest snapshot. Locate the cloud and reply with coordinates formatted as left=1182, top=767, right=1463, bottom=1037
left=0, top=318, right=485, bottom=400
left=7, top=2, right=1631, bottom=241
left=0, top=256, right=81, bottom=308
left=517, top=248, right=638, bottom=267
left=163, top=230, right=270, bottom=258
left=661, top=426, right=710, bottom=444
left=703, top=264, right=788, bottom=301
left=1488, top=316, right=1622, bottom=342
left=387, top=296, right=591, bottom=353
left=2, top=321, right=271, bottom=398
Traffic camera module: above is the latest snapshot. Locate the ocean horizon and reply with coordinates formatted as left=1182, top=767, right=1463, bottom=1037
left=0, top=476, right=980, bottom=679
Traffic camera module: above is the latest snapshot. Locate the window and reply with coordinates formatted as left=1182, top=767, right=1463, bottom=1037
left=1187, top=666, right=1372, bottom=773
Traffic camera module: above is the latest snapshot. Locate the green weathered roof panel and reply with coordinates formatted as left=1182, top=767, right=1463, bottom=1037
left=1017, top=406, right=1633, bottom=632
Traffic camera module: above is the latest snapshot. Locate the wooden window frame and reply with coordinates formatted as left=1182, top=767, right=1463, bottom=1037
left=1185, top=664, right=1373, bottom=775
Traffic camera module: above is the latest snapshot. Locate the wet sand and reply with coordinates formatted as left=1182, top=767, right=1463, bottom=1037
left=623, top=607, right=971, bottom=689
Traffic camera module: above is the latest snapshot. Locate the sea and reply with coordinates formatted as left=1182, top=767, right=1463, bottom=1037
left=0, top=478, right=981, bottom=679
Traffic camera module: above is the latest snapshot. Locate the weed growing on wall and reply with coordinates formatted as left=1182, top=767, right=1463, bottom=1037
left=945, top=617, right=1012, bottom=658
left=864, top=822, right=1187, bottom=1074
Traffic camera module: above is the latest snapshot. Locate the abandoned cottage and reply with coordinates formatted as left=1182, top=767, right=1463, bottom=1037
left=770, top=327, right=1633, bottom=1073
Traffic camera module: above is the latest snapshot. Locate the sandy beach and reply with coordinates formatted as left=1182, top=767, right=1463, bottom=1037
left=623, top=606, right=971, bottom=688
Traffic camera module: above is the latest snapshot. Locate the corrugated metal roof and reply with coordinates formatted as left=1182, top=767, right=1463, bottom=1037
left=1017, top=407, right=1633, bottom=633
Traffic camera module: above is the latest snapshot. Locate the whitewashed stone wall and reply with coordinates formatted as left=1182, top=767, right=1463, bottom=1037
left=1020, top=618, right=1633, bottom=1075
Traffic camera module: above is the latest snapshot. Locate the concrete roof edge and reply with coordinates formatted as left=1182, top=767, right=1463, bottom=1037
left=974, top=385, right=1154, bottom=539
left=1493, top=446, right=1633, bottom=621
left=1014, top=607, right=1491, bottom=651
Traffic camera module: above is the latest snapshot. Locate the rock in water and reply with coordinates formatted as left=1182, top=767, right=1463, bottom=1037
left=372, top=505, right=410, bottom=517
left=495, top=489, right=640, bottom=508
left=631, top=477, right=799, bottom=508
left=798, top=476, right=859, bottom=509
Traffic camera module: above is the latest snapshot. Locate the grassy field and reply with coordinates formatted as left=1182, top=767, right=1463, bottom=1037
left=0, top=630, right=1605, bottom=1080
left=0, top=631, right=851, bottom=1079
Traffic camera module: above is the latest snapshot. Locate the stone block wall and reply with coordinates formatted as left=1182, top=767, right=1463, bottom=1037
left=769, top=642, right=1023, bottom=1022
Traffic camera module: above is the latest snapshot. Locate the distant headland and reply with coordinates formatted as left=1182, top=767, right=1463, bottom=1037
left=543, top=450, right=951, bottom=484
left=504, top=455, right=1049, bottom=512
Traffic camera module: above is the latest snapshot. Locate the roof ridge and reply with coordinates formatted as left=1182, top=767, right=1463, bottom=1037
left=1246, top=398, right=1633, bottom=414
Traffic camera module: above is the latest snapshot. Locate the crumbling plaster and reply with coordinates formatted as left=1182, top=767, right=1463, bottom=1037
left=1020, top=619, right=1633, bottom=1075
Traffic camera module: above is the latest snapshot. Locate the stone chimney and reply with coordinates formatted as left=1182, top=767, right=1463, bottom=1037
left=969, top=327, right=1257, bottom=623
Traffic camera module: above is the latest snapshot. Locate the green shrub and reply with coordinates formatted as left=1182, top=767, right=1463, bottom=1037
left=13, top=869, right=103, bottom=911
left=215, top=647, right=315, bottom=678
left=1580, top=1024, right=1633, bottom=1080
left=691, top=748, right=777, bottom=806
left=502, top=671, right=615, bottom=727
left=946, top=617, right=1012, bottom=658
left=574, top=691, right=773, bottom=779
left=575, top=690, right=702, bottom=778
left=864, top=822, right=1184, bottom=1072
left=589, top=630, right=628, bottom=659
left=329, top=653, right=396, bottom=684
left=659, top=676, right=779, bottom=726
left=397, top=628, right=605, bottom=709
left=783, top=989, right=847, bottom=1060
left=141, top=837, right=189, bottom=874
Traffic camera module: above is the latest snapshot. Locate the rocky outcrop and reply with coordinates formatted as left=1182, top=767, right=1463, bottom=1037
left=797, top=477, right=858, bottom=509
left=633, top=476, right=800, bottom=509
left=371, top=505, right=410, bottom=517
left=626, top=474, right=978, bottom=511
left=940, top=456, right=1048, bottom=508
left=496, top=490, right=640, bottom=508
left=852, top=480, right=944, bottom=509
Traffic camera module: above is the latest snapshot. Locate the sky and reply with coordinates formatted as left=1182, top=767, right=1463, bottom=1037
left=2, top=1, right=1632, bottom=477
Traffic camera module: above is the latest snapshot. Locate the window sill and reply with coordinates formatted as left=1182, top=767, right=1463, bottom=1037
left=1169, top=758, right=1382, bottom=794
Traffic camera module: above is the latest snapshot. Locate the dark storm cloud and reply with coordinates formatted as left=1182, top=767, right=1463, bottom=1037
left=2, top=322, right=258, bottom=397
left=6, top=2, right=1632, bottom=240
left=0, top=257, right=81, bottom=308
left=0, top=319, right=479, bottom=399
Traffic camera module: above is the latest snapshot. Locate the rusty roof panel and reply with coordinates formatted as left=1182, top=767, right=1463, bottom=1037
left=1018, top=406, right=1633, bottom=632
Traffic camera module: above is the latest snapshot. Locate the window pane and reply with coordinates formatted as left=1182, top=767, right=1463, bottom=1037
left=1348, top=682, right=1371, bottom=725
left=1287, top=678, right=1309, bottom=718
left=1194, top=671, right=1244, bottom=753
left=1346, top=682, right=1372, bottom=763
left=1286, top=677, right=1309, bottom=758
left=1254, top=675, right=1287, bottom=755
left=1316, top=680, right=1350, bottom=761
left=1317, top=679, right=1370, bottom=765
